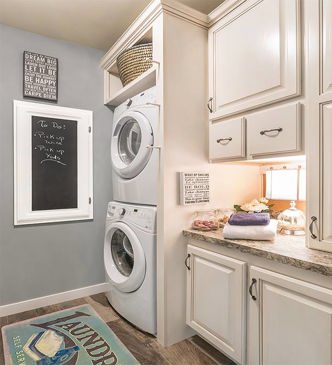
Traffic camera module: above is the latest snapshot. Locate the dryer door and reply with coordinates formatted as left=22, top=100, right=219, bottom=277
left=111, top=110, right=154, bottom=179
left=104, top=221, right=146, bottom=293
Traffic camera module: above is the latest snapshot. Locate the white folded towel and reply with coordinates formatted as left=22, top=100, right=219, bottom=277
left=223, top=219, right=278, bottom=241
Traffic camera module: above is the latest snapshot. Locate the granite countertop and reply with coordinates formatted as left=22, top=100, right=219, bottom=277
left=183, top=229, right=332, bottom=276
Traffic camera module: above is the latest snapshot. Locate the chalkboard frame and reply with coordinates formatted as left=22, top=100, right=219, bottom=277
left=14, top=100, right=93, bottom=225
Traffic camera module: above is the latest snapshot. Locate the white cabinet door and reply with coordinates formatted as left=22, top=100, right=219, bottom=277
left=248, top=266, right=332, bottom=365
left=321, top=0, right=332, bottom=96
left=308, top=103, right=332, bottom=252
left=208, top=0, right=300, bottom=119
left=307, top=0, right=332, bottom=252
left=209, top=117, right=246, bottom=161
left=186, top=245, right=246, bottom=364
left=247, top=102, right=302, bottom=157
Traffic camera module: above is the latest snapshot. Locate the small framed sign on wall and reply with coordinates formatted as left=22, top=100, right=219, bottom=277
left=179, top=172, right=210, bottom=205
left=23, top=51, right=58, bottom=101
left=14, top=100, right=93, bottom=225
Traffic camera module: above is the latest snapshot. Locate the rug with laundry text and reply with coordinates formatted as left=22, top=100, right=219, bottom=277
left=2, top=304, right=139, bottom=365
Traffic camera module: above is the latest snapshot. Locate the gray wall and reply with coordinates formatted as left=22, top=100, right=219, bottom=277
left=0, top=24, right=113, bottom=306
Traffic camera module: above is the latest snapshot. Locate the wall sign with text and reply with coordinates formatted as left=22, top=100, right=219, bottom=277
left=14, top=100, right=93, bottom=225
left=23, top=51, right=58, bottom=101
left=179, top=172, right=210, bottom=205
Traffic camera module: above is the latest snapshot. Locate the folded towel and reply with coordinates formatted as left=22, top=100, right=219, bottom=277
left=228, top=212, right=270, bottom=226
left=223, top=219, right=278, bottom=241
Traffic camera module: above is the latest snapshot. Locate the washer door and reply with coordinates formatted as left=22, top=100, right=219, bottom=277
left=104, top=222, right=146, bottom=293
left=111, top=110, right=153, bottom=179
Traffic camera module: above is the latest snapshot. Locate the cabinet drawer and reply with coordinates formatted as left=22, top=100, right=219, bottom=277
left=247, top=103, right=302, bottom=157
left=209, top=117, right=246, bottom=160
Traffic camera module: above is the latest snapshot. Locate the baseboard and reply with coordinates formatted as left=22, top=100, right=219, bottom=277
left=0, top=282, right=110, bottom=317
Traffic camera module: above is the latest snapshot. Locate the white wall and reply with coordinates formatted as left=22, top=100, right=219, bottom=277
left=158, top=13, right=261, bottom=346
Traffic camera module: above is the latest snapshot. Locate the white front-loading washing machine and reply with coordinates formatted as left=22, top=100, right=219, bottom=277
left=111, top=87, right=159, bottom=206
left=104, top=201, right=157, bottom=334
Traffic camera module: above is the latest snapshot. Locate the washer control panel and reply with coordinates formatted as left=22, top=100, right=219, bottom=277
left=107, top=202, right=157, bottom=233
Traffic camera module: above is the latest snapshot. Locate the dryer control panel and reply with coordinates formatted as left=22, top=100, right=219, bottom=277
left=113, top=86, right=157, bottom=120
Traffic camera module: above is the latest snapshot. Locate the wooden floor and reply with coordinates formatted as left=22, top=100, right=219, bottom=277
left=0, top=294, right=235, bottom=365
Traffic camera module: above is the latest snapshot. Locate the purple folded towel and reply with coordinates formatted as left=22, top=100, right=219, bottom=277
left=228, top=212, right=270, bottom=226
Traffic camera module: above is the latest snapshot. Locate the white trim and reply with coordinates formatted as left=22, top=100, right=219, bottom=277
left=208, top=0, right=247, bottom=26
left=14, top=100, right=93, bottom=225
left=0, top=282, right=110, bottom=317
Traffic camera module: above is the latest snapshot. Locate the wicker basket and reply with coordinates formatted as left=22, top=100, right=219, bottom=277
left=116, top=43, right=153, bottom=86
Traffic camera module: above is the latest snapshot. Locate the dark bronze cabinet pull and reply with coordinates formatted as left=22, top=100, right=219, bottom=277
left=207, top=97, right=213, bottom=113
left=260, top=127, right=283, bottom=136
left=185, top=254, right=191, bottom=270
left=249, top=278, right=257, bottom=301
left=217, top=137, right=232, bottom=144
left=309, top=216, right=317, bottom=239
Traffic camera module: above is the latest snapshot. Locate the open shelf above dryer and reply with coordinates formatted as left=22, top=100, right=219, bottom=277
left=101, top=27, right=158, bottom=108
left=105, top=64, right=157, bottom=108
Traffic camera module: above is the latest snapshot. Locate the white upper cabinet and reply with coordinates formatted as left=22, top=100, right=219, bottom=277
left=322, top=0, right=332, bottom=96
left=307, top=0, right=332, bottom=252
left=320, top=104, right=332, bottom=248
left=308, top=102, right=332, bottom=253
left=208, top=0, right=301, bottom=119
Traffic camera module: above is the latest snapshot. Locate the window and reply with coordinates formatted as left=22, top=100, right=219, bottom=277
left=265, top=165, right=306, bottom=201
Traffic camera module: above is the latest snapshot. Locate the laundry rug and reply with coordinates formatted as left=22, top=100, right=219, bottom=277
left=2, top=304, right=140, bottom=365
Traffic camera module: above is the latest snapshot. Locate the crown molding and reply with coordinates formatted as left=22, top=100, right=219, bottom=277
left=208, top=0, right=247, bottom=26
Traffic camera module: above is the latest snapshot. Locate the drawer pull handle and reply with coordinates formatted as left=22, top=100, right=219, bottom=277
left=249, top=278, right=257, bottom=301
left=185, top=254, right=191, bottom=270
left=217, top=137, right=232, bottom=144
left=260, top=127, right=283, bottom=136
left=309, top=216, right=317, bottom=239
left=207, top=97, right=213, bottom=113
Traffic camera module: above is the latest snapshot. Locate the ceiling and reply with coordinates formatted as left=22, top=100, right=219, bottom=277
left=0, top=0, right=224, bottom=51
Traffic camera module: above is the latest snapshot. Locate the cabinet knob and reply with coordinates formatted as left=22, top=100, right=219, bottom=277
left=249, top=278, right=257, bottom=301
left=309, top=216, right=317, bottom=239
left=185, top=254, right=191, bottom=270
left=207, top=97, right=213, bottom=113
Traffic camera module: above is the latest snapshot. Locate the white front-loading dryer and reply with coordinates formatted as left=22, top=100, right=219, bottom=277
left=111, top=87, right=159, bottom=206
left=104, top=201, right=157, bottom=335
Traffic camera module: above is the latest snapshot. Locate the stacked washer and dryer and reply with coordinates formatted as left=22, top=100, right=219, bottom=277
left=104, top=87, right=159, bottom=335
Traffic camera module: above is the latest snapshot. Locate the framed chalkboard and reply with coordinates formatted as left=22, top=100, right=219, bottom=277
left=23, top=51, right=58, bottom=101
left=14, top=101, right=93, bottom=225
left=32, top=116, right=78, bottom=211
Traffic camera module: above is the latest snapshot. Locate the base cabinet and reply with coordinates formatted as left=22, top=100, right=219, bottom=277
left=186, top=243, right=332, bottom=365
left=248, top=266, right=332, bottom=365
left=186, top=245, right=246, bottom=364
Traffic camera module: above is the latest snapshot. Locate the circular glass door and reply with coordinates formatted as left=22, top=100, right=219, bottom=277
left=111, top=111, right=153, bottom=179
left=104, top=222, right=146, bottom=293
left=111, top=229, right=134, bottom=277
left=118, top=119, right=142, bottom=165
